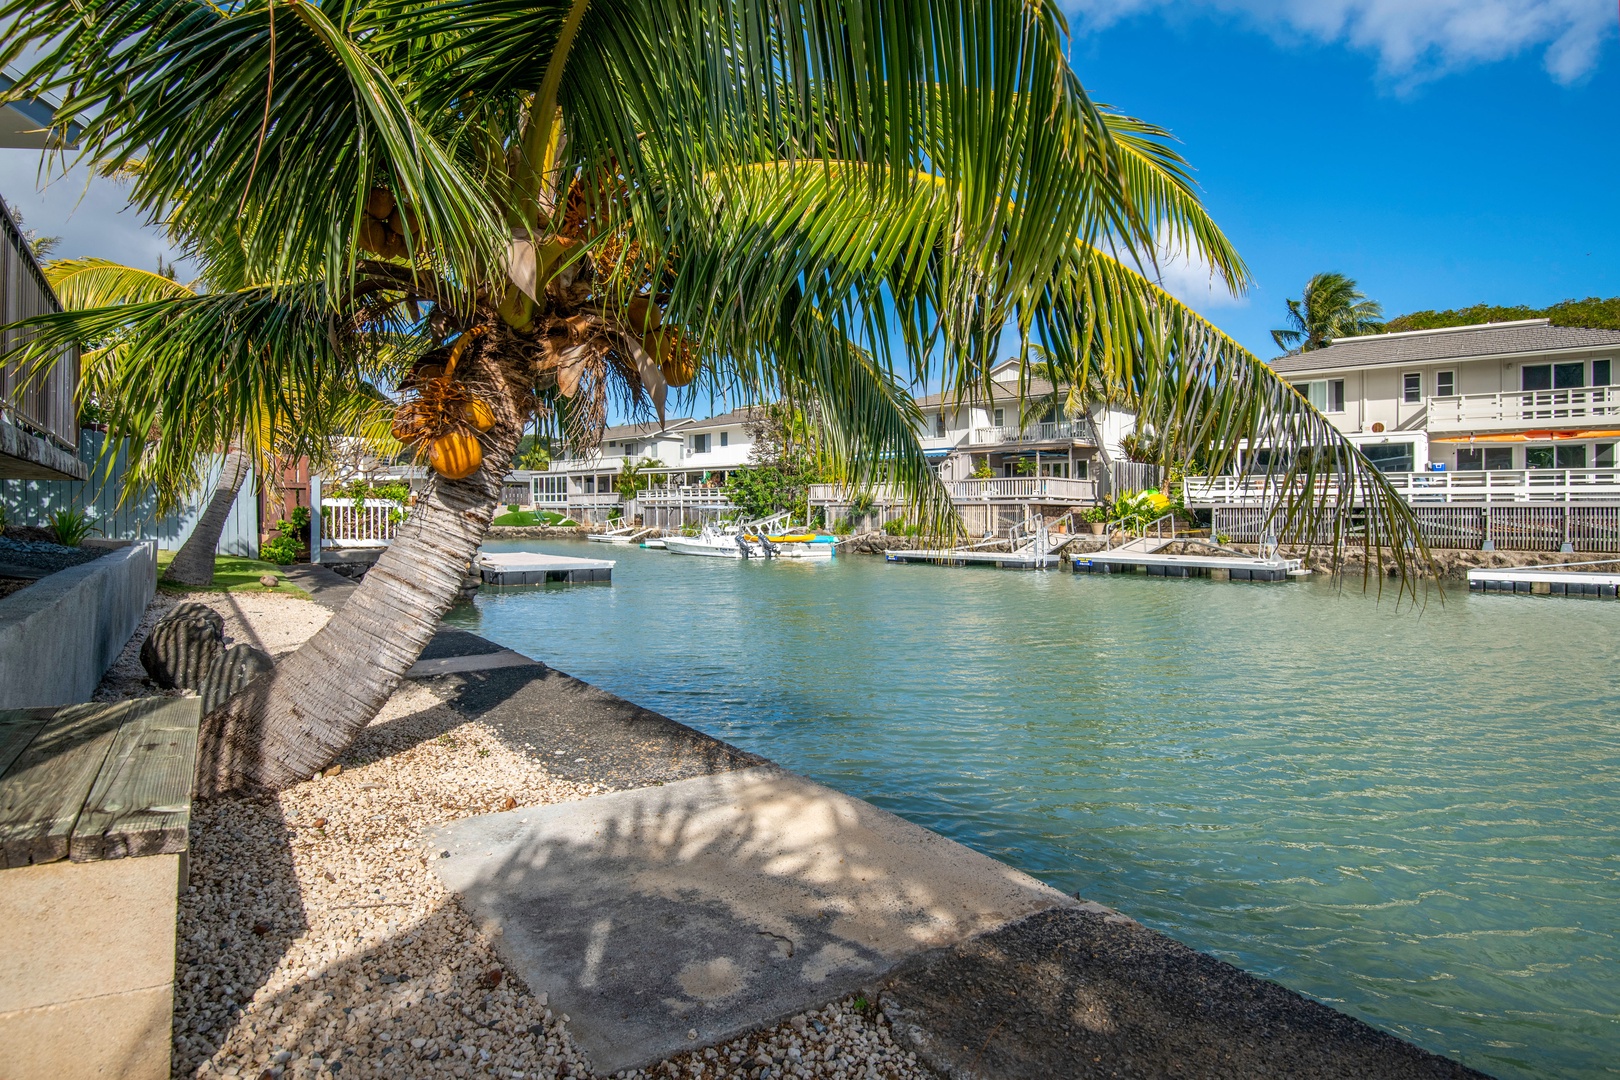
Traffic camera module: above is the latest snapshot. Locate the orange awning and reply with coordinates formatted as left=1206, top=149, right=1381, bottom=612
left=1430, top=430, right=1620, bottom=443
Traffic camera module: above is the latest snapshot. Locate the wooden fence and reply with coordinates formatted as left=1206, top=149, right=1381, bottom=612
left=1, top=196, right=78, bottom=453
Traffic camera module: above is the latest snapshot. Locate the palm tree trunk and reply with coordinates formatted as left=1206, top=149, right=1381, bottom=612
left=194, top=328, right=524, bottom=796
left=165, top=447, right=251, bottom=586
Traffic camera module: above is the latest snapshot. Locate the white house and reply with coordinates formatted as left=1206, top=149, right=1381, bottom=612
left=1183, top=319, right=1620, bottom=551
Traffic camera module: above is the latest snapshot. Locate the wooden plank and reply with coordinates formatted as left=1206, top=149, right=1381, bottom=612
left=0, top=703, right=128, bottom=868
left=0, top=710, right=52, bottom=779
left=70, top=698, right=200, bottom=862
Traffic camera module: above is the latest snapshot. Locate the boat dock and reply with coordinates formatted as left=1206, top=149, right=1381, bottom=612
left=478, top=551, right=615, bottom=585
left=1468, top=565, right=1620, bottom=597
left=1072, top=521, right=1304, bottom=582
left=885, top=515, right=1078, bottom=570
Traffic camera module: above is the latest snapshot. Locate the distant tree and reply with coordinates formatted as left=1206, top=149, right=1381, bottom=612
left=1272, top=273, right=1385, bottom=354
left=512, top=433, right=551, bottom=471
left=9, top=207, right=61, bottom=261
left=1386, top=296, right=1620, bottom=333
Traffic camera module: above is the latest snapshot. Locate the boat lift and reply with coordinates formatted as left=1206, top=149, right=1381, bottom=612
left=1072, top=514, right=1305, bottom=582
left=885, top=513, right=1082, bottom=570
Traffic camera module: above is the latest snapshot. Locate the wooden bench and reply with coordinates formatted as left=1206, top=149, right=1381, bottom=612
left=0, top=698, right=200, bottom=1080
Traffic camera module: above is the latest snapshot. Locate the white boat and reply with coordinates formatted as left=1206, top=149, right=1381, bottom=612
left=663, top=526, right=755, bottom=558
left=587, top=526, right=637, bottom=545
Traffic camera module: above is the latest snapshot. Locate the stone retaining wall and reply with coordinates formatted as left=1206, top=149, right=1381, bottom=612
left=485, top=525, right=595, bottom=540
left=0, top=542, right=156, bottom=708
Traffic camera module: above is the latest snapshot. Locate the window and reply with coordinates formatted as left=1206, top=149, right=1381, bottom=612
left=693, top=433, right=710, bottom=454
left=719, top=431, right=729, bottom=447
left=1303, top=379, right=1345, bottom=412
left=1556, top=445, right=1587, bottom=469
left=1361, top=442, right=1415, bottom=473
left=1402, top=373, right=1422, bottom=403
left=1074, top=460, right=1089, bottom=479
left=1526, top=446, right=1555, bottom=469
left=1598, top=443, right=1616, bottom=469
left=1555, top=362, right=1585, bottom=389
left=1039, top=461, right=1069, bottom=478
left=992, top=408, right=1005, bottom=428
left=1486, top=447, right=1514, bottom=471
left=1594, top=360, right=1613, bottom=386
left=935, top=413, right=947, bottom=438
left=1456, top=448, right=1483, bottom=471
left=1522, top=364, right=1552, bottom=391
left=1436, top=371, right=1456, bottom=397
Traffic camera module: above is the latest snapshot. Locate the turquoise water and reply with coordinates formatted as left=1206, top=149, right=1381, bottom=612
left=447, top=541, right=1620, bottom=1079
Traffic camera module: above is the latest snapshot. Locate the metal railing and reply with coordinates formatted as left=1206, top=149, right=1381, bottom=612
left=1, top=195, right=79, bottom=452
left=1184, top=469, right=1620, bottom=507
left=1428, top=387, right=1620, bottom=432
left=321, top=498, right=402, bottom=547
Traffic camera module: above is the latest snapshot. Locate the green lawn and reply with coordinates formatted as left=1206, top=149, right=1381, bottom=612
left=492, top=509, right=578, bottom=527
left=156, top=551, right=311, bottom=598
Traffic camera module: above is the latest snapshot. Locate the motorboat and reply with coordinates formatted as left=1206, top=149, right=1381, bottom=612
left=663, top=525, right=755, bottom=558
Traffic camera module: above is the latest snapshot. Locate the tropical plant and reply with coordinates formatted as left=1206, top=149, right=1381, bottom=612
left=42, top=256, right=401, bottom=586
left=1082, top=504, right=1109, bottom=524
left=1272, top=273, right=1385, bottom=354
left=259, top=519, right=302, bottom=565
left=1111, top=489, right=1172, bottom=532
left=970, top=458, right=995, bottom=480
left=0, top=0, right=1425, bottom=794
left=615, top=457, right=664, bottom=500
left=47, top=506, right=99, bottom=547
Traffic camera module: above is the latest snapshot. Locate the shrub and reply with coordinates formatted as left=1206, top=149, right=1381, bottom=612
left=1082, top=505, right=1109, bottom=524
left=882, top=518, right=906, bottom=536
left=259, top=535, right=299, bottom=564
left=47, top=507, right=99, bottom=547
left=290, top=505, right=311, bottom=530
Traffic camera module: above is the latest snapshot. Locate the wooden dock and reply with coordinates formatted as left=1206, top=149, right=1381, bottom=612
left=478, top=552, right=614, bottom=586
left=1467, top=567, right=1620, bottom=597
left=1074, top=547, right=1303, bottom=582
left=885, top=547, right=1061, bottom=570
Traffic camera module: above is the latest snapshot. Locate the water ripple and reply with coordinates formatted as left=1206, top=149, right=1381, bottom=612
left=452, top=542, right=1620, bottom=1079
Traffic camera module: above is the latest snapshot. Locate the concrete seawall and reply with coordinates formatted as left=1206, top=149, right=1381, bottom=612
left=0, top=542, right=155, bottom=708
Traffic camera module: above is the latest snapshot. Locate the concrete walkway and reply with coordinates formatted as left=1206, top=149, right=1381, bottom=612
left=430, top=767, right=1081, bottom=1073
left=287, top=564, right=1494, bottom=1079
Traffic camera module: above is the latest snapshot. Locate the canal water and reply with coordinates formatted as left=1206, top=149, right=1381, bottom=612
left=447, top=540, right=1619, bottom=1079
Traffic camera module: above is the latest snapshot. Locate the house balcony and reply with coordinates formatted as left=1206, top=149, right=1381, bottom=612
left=1426, top=387, right=1620, bottom=434
left=969, top=421, right=1090, bottom=446
left=1183, top=469, right=1620, bottom=508
left=566, top=492, right=623, bottom=507
left=636, top=485, right=734, bottom=508
left=807, top=476, right=1097, bottom=506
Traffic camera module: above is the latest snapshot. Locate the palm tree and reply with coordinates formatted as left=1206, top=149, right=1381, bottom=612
left=45, top=257, right=400, bottom=586
left=1273, top=273, right=1385, bottom=354
left=0, top=0, right=1424, bottom=795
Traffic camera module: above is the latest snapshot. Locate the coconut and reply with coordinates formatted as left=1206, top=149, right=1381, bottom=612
left=359, top=216, right=390, bottom=256
left=646, top=330, right=697, bottom=386
left=460, top=398, right=496, bottom=432
left=627, top=297, right=662, bottom=334
left=366, top=186, right=396, bottom=221
left=428, top=431, right=484, bottom=479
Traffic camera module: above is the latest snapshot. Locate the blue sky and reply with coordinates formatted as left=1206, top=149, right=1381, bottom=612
left=2, top=0, right=1615, bottom=371
left=1068, top=0, right=1620, bottom=357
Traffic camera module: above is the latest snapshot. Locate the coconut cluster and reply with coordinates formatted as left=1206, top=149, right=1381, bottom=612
left=391, top=329, right=496, bottom=481
left=358, top=187, right=418, bottom=261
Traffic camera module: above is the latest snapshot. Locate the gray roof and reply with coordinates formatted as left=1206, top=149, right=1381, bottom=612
left=683, top=405, right=760, bottom=432
left=599, top=418, right=693, bottom=442
left=1271, top=320, right=1620, bottom=375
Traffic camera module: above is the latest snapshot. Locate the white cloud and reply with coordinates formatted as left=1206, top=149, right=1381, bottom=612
left=0, top=151, right=186, bottom=272
left=1071, top=0, right=1616, bottom=84
left=1148, top=229, right=1250, bottom=313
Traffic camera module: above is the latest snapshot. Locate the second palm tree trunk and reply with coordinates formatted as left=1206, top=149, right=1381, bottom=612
left=164, top=447, right=251, bottom=586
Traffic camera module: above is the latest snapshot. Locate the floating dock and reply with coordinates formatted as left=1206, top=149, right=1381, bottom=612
left=478, top=551, right=614, bottom=585
left=885, top=547, right=1062, bottom=570
left=1467, top=568, right=1620, bottom=597
left=1073, top=552, right=1302, bottom=581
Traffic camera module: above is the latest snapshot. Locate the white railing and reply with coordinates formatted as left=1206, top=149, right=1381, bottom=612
left=638, top=485, right=734, bottom=507
left=970, top=421, right=1088, bottom=445
left=1184, top=469, right=1620, bottom=507
left=568, top=492, right=622, bottom=507
left=1427, top=387, right=1620, bottom=432
left=946, top=477, right=1096, bottom=502
left=321, top=498, right=402, bottom=547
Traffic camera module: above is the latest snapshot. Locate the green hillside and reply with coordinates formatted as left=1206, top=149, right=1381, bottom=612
left=1385, top=296, right=1620, bottom=334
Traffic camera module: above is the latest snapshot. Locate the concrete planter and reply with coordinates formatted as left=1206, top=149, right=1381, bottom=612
left=0, top=542, right=156, bottom=709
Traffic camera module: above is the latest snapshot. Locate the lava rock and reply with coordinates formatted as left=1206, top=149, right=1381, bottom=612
left=197, top=642, right=275, bottom=714
left=140, top=602, right=227, bottom=689
left=258, top=573, right=280, bottom=589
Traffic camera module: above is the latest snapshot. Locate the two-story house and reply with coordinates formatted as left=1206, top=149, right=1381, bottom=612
left=1183, top=319, right=1620, bottom=551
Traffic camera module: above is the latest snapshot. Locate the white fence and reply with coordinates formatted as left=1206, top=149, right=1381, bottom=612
left=944, top=476, right=1096, bottom=502
left=970, top=421, right=1089, bottom=445
left=321, top=498, right=402, bottom=548
left=1428, top=387, right=1620, bottom=433
left=1185, top=469, right=1620, bottom=508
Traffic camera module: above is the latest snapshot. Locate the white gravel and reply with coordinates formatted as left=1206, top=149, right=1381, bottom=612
left=96, top=591, right=936, bottom=1080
